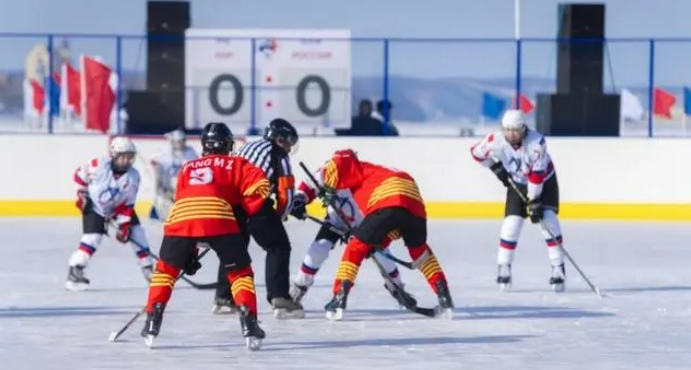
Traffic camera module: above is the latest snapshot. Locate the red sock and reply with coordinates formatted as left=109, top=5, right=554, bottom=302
left=227, top=265, right=257, bottom=316
left=146, top=260, right=180, bottom=312
left=332, top=237, right=371, bottom=294
left=409, top=243, right=448, bottom=293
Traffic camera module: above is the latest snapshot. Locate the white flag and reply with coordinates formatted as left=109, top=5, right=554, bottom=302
left=620, top=88, right=645, bottom=122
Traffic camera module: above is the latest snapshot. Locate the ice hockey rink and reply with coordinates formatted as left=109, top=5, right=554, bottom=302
left=1, top=218, right=690, bottom=370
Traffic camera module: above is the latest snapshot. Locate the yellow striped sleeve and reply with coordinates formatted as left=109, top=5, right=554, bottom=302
left=323, top=159, right=339, bottom=188
left=243, top=178, right=271, bottom=198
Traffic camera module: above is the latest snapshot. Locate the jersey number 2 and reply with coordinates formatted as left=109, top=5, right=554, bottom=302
left=189, top=167, right=213, bottom=185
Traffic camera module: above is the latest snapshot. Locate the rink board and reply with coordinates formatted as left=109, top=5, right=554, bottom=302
left=0, top=200, right=690, bottom=220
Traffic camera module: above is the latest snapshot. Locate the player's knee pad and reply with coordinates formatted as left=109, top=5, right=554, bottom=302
left=154, top=259, right=180, bottom=276
left=500, top=215, right=524, bottom=242
left=343, top=236, right=372, bottom=262
left=306, top=239, right=333, bottom=262
left=80, top=233, right=103, bottom=249
left=539, top=210, right=562, bottom=238
left=407, top=243, right=433, bottom=266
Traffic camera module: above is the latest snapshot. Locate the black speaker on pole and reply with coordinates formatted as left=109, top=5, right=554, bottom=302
left=146, top=1, right=189, bottom=92
left=557, top=3, right=605, bottom=94
left=125, top=91, right=185, bottom=134
left=535, top=93, right=620, bottom=136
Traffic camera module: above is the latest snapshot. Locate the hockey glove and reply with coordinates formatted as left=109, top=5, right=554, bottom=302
left=289, top=192, right=308, bottom=220
left=526, top=200, right=544, bottom=224
left=183, top=254, right=202, bottom=275
left=317, top=185, right=339, bottom=207
left=490, top=162, right=510, bottom=187
left=115, top=223, right=131, bottom=243
left=76, top=190, right=93, bottom=213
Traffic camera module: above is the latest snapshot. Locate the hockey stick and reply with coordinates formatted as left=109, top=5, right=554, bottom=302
left=504, top=176, right=606, bottom=298
left=108, top=247, right=213, bottom=342
left=106, top=222, right=217, bottom=290
left=299, top=162, right=438, bottom=317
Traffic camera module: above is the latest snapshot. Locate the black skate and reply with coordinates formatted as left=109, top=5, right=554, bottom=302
left=434, top=280, right=454, bottom=319
left=211, top=296, right=239, bottom=315
left=65, top=265, right=90, bottom=291
left=239, top=305, right=265, bottom=351
left=385, top=283, right=418, bottom=309
left=271, top=297, right=304, bottom=319
left=289, top=283, right=309, bottom=304
left=324, top=280, right=353, bottom=321
left=141, top=302, right=165, bottom=348
left=496, top=264, right=512, bottom=291
left=550, top=264, right=566, bottom=293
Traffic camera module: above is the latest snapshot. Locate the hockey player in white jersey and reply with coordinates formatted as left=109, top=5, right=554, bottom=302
left=149, top=129, right=198, bottom=220
left=65, top=137, right=155, bottom=291
left=470, top=109, right=566, bottom=292
left=288, top=168, right=417, bottom=307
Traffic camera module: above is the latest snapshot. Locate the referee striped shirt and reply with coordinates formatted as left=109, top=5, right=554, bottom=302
left=236, top=138, right=294, bottom=219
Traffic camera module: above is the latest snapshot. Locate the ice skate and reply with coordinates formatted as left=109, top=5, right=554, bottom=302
left=271, top=297, right=304, bottom=319
left=496, top=264, right=512, bottom=291
left=384, top=282, right=417, bottom=309
left=65, top=265, right=90, bottom=291
left=239, top=305, right=265, bottom=351
left=140, top=302, right=165, bottom=348
left=289, top=283, right=308, bottom=304
left=550, top=263, right=566, bottom=292
left=211, top=296, right=239, bottom=315
left=434, top=280, right=454, bottom=319
left=324, top=280, right=352, bottom=321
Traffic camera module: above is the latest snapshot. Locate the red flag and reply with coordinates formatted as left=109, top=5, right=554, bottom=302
left=81, top=56, right=115, bottom=133
left=63, top=63, right=82, bottom=115
left=517, top=94, right=534, bottom=114
left=653, top=87, right=676, bottom=119
left=29, top=79, right=45, bottom=114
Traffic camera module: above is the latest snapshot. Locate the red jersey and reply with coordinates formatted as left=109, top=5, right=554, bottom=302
left=320, top=150, right=426, bottom=218
left=163, top=155, right=271, bottom=237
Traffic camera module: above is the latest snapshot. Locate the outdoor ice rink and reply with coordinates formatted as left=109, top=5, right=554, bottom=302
left=1, top=218, right=690, bottom=369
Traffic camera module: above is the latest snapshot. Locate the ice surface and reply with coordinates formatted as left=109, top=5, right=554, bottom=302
left=1, top=218, right=690, bottom=369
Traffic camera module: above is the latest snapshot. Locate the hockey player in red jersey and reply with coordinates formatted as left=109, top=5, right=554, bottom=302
left=141, top=122, right=279, bottom=350
left=305, top=149, right=454, bottom=320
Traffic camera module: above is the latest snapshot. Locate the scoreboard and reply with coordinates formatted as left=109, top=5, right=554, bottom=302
left=185, top=28, right=352, bottom=134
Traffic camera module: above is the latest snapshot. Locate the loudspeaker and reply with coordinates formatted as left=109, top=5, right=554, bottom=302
left=535, top=93, right=620, bottom=136
left=557, top=4, right=606, bottom=94
left=147, top=1, right=190, bottom=35
left=125, top=90, right=185, bottom=134
left=147, top=41, right=185, bottom=90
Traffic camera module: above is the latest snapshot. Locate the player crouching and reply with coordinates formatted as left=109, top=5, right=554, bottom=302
left=66, top=137, right=155, bottom=291
left=309, top=149, right=454, bottom=320
left=289, top=170, right=416, bottom=309
left=141, top=122, right=274, bottom=350
left=470, top=109, right=566, bottom=292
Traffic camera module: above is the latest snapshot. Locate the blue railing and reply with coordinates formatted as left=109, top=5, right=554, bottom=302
left=2, top=33, right=691, bottom=137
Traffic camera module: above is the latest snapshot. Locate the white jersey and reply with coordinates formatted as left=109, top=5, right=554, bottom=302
left=297, top=167, right=364, bottom=228
left=73, top=156, right=141, bottom=221
left=470, top=129, right=555, bottom=200
left=150, top=146, right=198, bottom=192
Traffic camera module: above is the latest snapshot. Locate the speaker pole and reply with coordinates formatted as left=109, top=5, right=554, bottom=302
left=514, top=0, right=521, bottom=40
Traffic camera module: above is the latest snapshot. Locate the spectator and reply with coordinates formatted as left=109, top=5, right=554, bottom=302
left=337, top=99, right=386, bottom=136
left=371, top=99, right=399, bottom=136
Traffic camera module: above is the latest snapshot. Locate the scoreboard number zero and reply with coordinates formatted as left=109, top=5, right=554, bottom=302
left=208, top=74, right=331, bottom=117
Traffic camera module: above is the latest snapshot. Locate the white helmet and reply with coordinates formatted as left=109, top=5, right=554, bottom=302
left=501, top=109, right=527, bottom=130
left=166, top=129, right=186, bottom=143
left=110, top=136, right=136, bottom=155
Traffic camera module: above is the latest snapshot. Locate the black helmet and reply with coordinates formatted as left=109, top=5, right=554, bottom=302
left=201, top=122, right=234, bottom=155
left=264, top=118, right=299, bottom=148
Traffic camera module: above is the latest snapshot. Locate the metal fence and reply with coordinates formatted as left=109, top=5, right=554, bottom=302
left=2, top=33, right=691, bottom=137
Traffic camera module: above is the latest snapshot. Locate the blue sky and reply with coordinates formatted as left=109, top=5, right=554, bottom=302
left=1, top=0, right=690, bottom=85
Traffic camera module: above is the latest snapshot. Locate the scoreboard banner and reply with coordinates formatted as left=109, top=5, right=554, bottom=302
left=185, top=28, right=352, bottom=133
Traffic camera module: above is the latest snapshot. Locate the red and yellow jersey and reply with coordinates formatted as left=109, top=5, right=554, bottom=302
left=320, top=150, right=426, bottom=218
left=163, top=154, right=271, bottom=237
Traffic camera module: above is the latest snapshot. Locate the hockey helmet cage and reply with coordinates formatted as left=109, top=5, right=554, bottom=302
left=201, top=122, right=234, bottom=155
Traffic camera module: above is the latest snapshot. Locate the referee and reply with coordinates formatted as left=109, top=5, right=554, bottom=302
left=211, top=118, right=303, bottom=319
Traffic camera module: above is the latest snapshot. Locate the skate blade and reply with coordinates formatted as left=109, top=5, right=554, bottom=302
left=273, top=308, right=305, bottom=320
left=144, top=335, right=155, bottom=348
left=435, top=307, right=454, bottom=320
left=65, top=281, right=89, bottom=291
left=211, top=305, right=239, bottom=315
left=245, top=337, right=262, bottom=351
left=551, top=283, right=566, bottom=293
left=325, top=308, right=343, bottom=321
